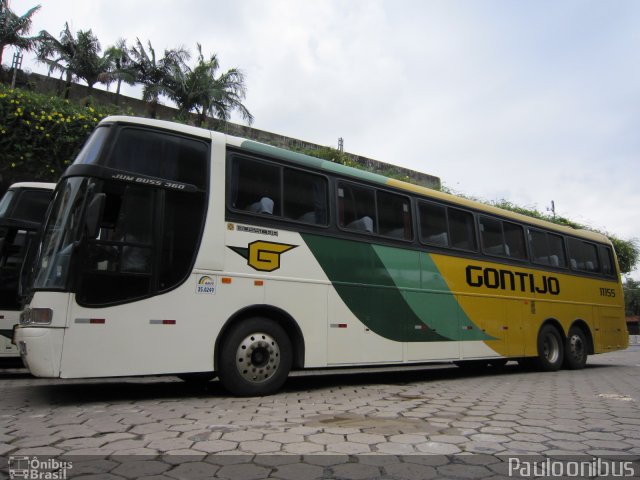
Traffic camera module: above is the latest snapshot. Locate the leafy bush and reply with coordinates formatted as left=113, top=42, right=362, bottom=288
left=0, top=84, right=126, bottom=185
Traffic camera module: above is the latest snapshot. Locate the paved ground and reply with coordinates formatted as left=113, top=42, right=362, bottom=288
left=0, top=347, right=639, bottom=479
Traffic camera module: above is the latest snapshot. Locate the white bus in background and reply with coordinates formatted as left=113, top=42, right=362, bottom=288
left=0, top=182, right=55, bottom=358
left=14, top=116, right=626, bottom=395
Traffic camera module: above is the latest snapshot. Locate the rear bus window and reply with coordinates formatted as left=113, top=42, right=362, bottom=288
left=598, top=245, right=615, bottom=276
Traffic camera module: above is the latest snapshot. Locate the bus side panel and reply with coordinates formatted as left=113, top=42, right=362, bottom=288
left=326, top=288, right=403, bottom=365
left=404, top=290, right=460, bottom=361
left=264, top=280, right=329, bottom=368
left=60, top=275, right=265, bottom=378
left=596, top=306, right=628, bottom=353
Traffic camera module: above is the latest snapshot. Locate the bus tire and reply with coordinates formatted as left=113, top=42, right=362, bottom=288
left=535, top=324, right=564, bottom=371
left=218, top=317, right=292, bottom=396
left=563, top=326, right=588, bottom=370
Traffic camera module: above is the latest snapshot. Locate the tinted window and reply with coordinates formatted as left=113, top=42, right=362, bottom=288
left=547, top=233, right=567, bottom=268
left=230, top=157, right=328, bottom=225
left=480, top=216, right=527, bottom=260
left=338, top=182, right=376, bottom=233
left=568, top=238, right=599, bottom=273
left=449, top=208, right=476, bottom=251
left=419, top=202, right=448, bottom=246
left=503, top=222, right=527, bottom=260
left=0, top=191, right=15, bottom=218
left=77, top=182, right=207, bottom=306
left=598, top=245, right=615, bottom=276
left=378, top=191, right=412, bottom=240
left=231, top=157, right=281, bottom=216
left=418, top=202, right=476, bottom=251
left=530, top=229, right=566, bottom=268
left=107, top=128, right=209, bottom=189
left=10, top=190, right=52, bottom=223
left=480, top=216, right=505, bottom=256
left=73, top=126, right=111, bottom=165
left=0, top=228, right=29, bottom=309
left=283, top=169, right=328, bottom=225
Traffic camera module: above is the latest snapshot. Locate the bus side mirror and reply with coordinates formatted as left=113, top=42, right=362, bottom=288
left=85, top=193, right=106, bottom=238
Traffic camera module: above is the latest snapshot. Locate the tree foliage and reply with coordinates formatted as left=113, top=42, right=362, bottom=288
left=0, top=83, right=124, bottom=186
left=0, top=1, right=40, bottom=65
left=163, top=43, right=253, bottom=127
left=36, top=22, right=114, bottom=98
left=624, top=278, right=640, bottom=316
left=128, top=38, right=189, bottom=118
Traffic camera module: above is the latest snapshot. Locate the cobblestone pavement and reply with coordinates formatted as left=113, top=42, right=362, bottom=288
left=0, top=348, right=639, bottom=479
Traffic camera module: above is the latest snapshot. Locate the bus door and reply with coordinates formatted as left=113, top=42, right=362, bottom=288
left=61, top=180, right=208, bottom=377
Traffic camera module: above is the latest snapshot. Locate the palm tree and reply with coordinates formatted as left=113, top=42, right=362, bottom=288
left=166, top=43, right=253, bottom=127
left=129, top=38, right=189, bottom=118
left=37, top=22, right=113, bottom=98
left=0, top=1, right=41, bottom=66
left=103, top=38, right=137, bottom=105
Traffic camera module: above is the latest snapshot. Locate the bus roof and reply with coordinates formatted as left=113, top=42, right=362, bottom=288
left=100, top=116, right=611, bottom=245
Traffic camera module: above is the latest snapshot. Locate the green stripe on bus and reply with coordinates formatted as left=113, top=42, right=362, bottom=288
left=302, top=234, right=493, bottom=342
left=301, top=234, right=447, bottom=342
left=239, top=140, right=390, bottom=186
left=372, top=245, right=492, bottom=341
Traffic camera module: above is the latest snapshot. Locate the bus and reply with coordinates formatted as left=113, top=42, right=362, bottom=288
left=0, top=182, right=55, bottom=358
left=14, top=116, right=627, bottom=395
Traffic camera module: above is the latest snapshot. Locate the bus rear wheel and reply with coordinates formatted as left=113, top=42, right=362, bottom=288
left=219, top=317, right=292, bottom=396
left=535, top=324, right=564, bottom=371
left=563, top=326, right=588, bottom=370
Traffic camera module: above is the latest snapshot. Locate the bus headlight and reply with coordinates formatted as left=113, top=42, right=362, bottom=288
left=20, top=308, right=53, bottom=325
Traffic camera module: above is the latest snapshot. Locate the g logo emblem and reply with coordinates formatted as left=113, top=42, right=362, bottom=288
left=248, top=241, right=296, bottom=272
left=229, top=241, right=297, bottom=272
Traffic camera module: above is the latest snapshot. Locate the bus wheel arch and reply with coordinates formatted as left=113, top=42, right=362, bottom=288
left=563, top=320, right=592, bottom=370
left=534, top=319, right=565, bottom=372
left=216, top=305, right=305, bottom=375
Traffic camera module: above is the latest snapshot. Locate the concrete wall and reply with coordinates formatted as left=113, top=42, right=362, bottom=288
left=7, top=69, right=441, bottom=189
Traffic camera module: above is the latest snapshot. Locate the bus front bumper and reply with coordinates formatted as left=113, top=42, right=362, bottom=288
left=14, top=326, right=63, bottom=377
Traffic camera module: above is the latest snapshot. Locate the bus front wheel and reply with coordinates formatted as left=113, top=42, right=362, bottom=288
left=219, top=317, right=292, bottom=396
left=563, top=326, right=588, bottom=370
left=535, top=324, right=564, bottom=372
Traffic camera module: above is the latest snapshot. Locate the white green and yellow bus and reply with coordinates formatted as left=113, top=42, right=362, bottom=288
left=14, top=116, right=627, bottom=395
left=0, top=182, right=55, bottom=358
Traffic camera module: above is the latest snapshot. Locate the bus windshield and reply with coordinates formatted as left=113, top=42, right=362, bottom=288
left=33, top=178, right=89, bottom=290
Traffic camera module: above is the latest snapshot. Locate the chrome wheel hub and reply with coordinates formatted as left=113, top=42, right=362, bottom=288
left=235, top=332, right=280, bottom=384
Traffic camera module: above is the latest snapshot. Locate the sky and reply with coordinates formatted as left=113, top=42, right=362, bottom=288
left=6, top=0, right=640, bottom=279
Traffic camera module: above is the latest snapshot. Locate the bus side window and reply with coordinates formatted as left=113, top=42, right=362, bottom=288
left=568, top=238, right=600, bottom=273
left=504, top=221, right=527, bottom=260
left=378, top=191, right=412, bottom=240
left=231, top=157, right=281, bottom=216
left=599, top=245, right=615, bottom=276
left=448, top=208, right=476, bottom=251
left=337, top=182, right=376, bottom=234
left=480, top=216, right=505, bottom=256
left=419, top=201, right=448, bottom=246
left=283, top=169, right=328, bottom=225
left=547, top=233, right=567, bottom=268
